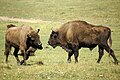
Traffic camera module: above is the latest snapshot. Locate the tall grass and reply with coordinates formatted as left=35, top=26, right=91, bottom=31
left=0, top=0, right=120, bottom=22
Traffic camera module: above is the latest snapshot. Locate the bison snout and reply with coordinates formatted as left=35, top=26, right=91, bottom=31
left=38, top=43, right=43, bottom=49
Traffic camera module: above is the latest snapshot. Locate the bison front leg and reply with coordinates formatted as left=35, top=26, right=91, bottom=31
left=61, top=46, right=73, bottom=63
left=67, top=52, right=73, bottom=63
left=71, top=45, right=79, bottom=63
left=20, top=50, right=27, bottom=65
left=25, top=51, right=31, bottom=61
left=20, top=50, right=31, bottom=65
left=73, top=50, right=79, bottom=63
left=62, top=46, right=72, bottom=53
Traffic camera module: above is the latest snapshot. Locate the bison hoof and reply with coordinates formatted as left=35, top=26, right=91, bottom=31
left=75, top=61, right=78, bottom=63
left=97, top=61, right=100, bottom=63
left=67, top=59, right=71, bottom=63
left=20, top=60, right=27, bottom=65
left=75, top=60, right=78, bottom=63
left=114, top=61, right=118, bottom=65
left=20, top=60, right=24, bottom=65
left=17, top=62, right=21, bottom=65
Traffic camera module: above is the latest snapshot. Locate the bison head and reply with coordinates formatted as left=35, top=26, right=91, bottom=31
left=48, top=30, right=60, bottom=48
left=27, top=29, right=43, bottom=49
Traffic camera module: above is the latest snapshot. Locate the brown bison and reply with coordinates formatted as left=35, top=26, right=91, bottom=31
left=5, top=24, right=43, bottom=65
left=48, top=20, right=118, bottom=64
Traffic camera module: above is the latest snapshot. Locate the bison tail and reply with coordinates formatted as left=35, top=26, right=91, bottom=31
left=108, top=31, right=112, bottom=48
left=7, top=24, right=16, bottom=29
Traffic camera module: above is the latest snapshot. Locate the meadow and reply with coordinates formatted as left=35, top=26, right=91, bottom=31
left=0, top=0, right=120, bottom=80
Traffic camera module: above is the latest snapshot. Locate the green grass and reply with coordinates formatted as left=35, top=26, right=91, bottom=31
left=0, top=0, right=120, bottom=22
left=0, top=21, right=120, bottom=80
left=0, top=0, right=120, bottom=80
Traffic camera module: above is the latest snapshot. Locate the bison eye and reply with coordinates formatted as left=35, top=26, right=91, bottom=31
left=53, top=35, right=57, bottom=39
left=50, top=34, right=53, bottom=37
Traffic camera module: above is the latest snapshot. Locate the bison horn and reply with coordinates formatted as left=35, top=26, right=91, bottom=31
left=51, top=27, right=54, bottom=31
left=51, top=27, right=57, bottom=31
left=51, top=27, right=58, bottom=32
left=27, top=34, right=31, bottom=38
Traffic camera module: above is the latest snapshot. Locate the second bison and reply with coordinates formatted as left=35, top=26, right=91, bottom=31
left=48, top=20, right=118, bottom=64
left=5, top=24, right=43, bottom=65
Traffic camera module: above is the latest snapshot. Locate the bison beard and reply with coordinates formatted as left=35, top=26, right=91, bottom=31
left=48, top=20, right=118, bottom=64
left=4, top=24, right=43, bottom=65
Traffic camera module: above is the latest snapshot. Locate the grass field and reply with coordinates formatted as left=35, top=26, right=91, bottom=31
left=0, top=0, right=120, bottom=80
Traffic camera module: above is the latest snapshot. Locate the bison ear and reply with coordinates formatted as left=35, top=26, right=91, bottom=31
left=37, top=29, right=40, bottom=33
left=35, top=29, right=40, bottom=33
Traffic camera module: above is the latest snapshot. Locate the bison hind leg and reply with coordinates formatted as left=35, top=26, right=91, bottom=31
left=13, top=48, right=20, bottom=64
left=105, top=48, right=118, bottom=64
left=4, top=44, right=11, bottom=63
left=101, top=44, right=118, bottom=64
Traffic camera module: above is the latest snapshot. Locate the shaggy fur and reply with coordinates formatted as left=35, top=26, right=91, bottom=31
left=48, top=20, right=118, bottom=64
left=5, top=24, right=42, bottom=65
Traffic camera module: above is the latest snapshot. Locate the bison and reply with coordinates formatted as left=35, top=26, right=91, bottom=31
left=48, top=20, right=118, bottom=64
left=5, top=24, right=43, bottom=65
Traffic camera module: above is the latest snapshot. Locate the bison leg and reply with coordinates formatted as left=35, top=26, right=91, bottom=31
left=20, top=50, right=27, bottom=65
left=97, top=45, right=104, bottom=63
left=20, top=50, right=31, bottom=65
left=26, top=51, right=31, bottom=60
left=67, top=52, right=73, bottom=63
left=71, top=45, right=79, bottom=63
left=62, top=46, right=72, bottom=53
left=73, top=50, right=79, bottom=63
left=4, top=43, right=11, bottom=63
left=13, top=48, right=20, bottom=64
left=102, top=44, right=118, bottom=64
left=61, top=45, right=73, bottom=63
